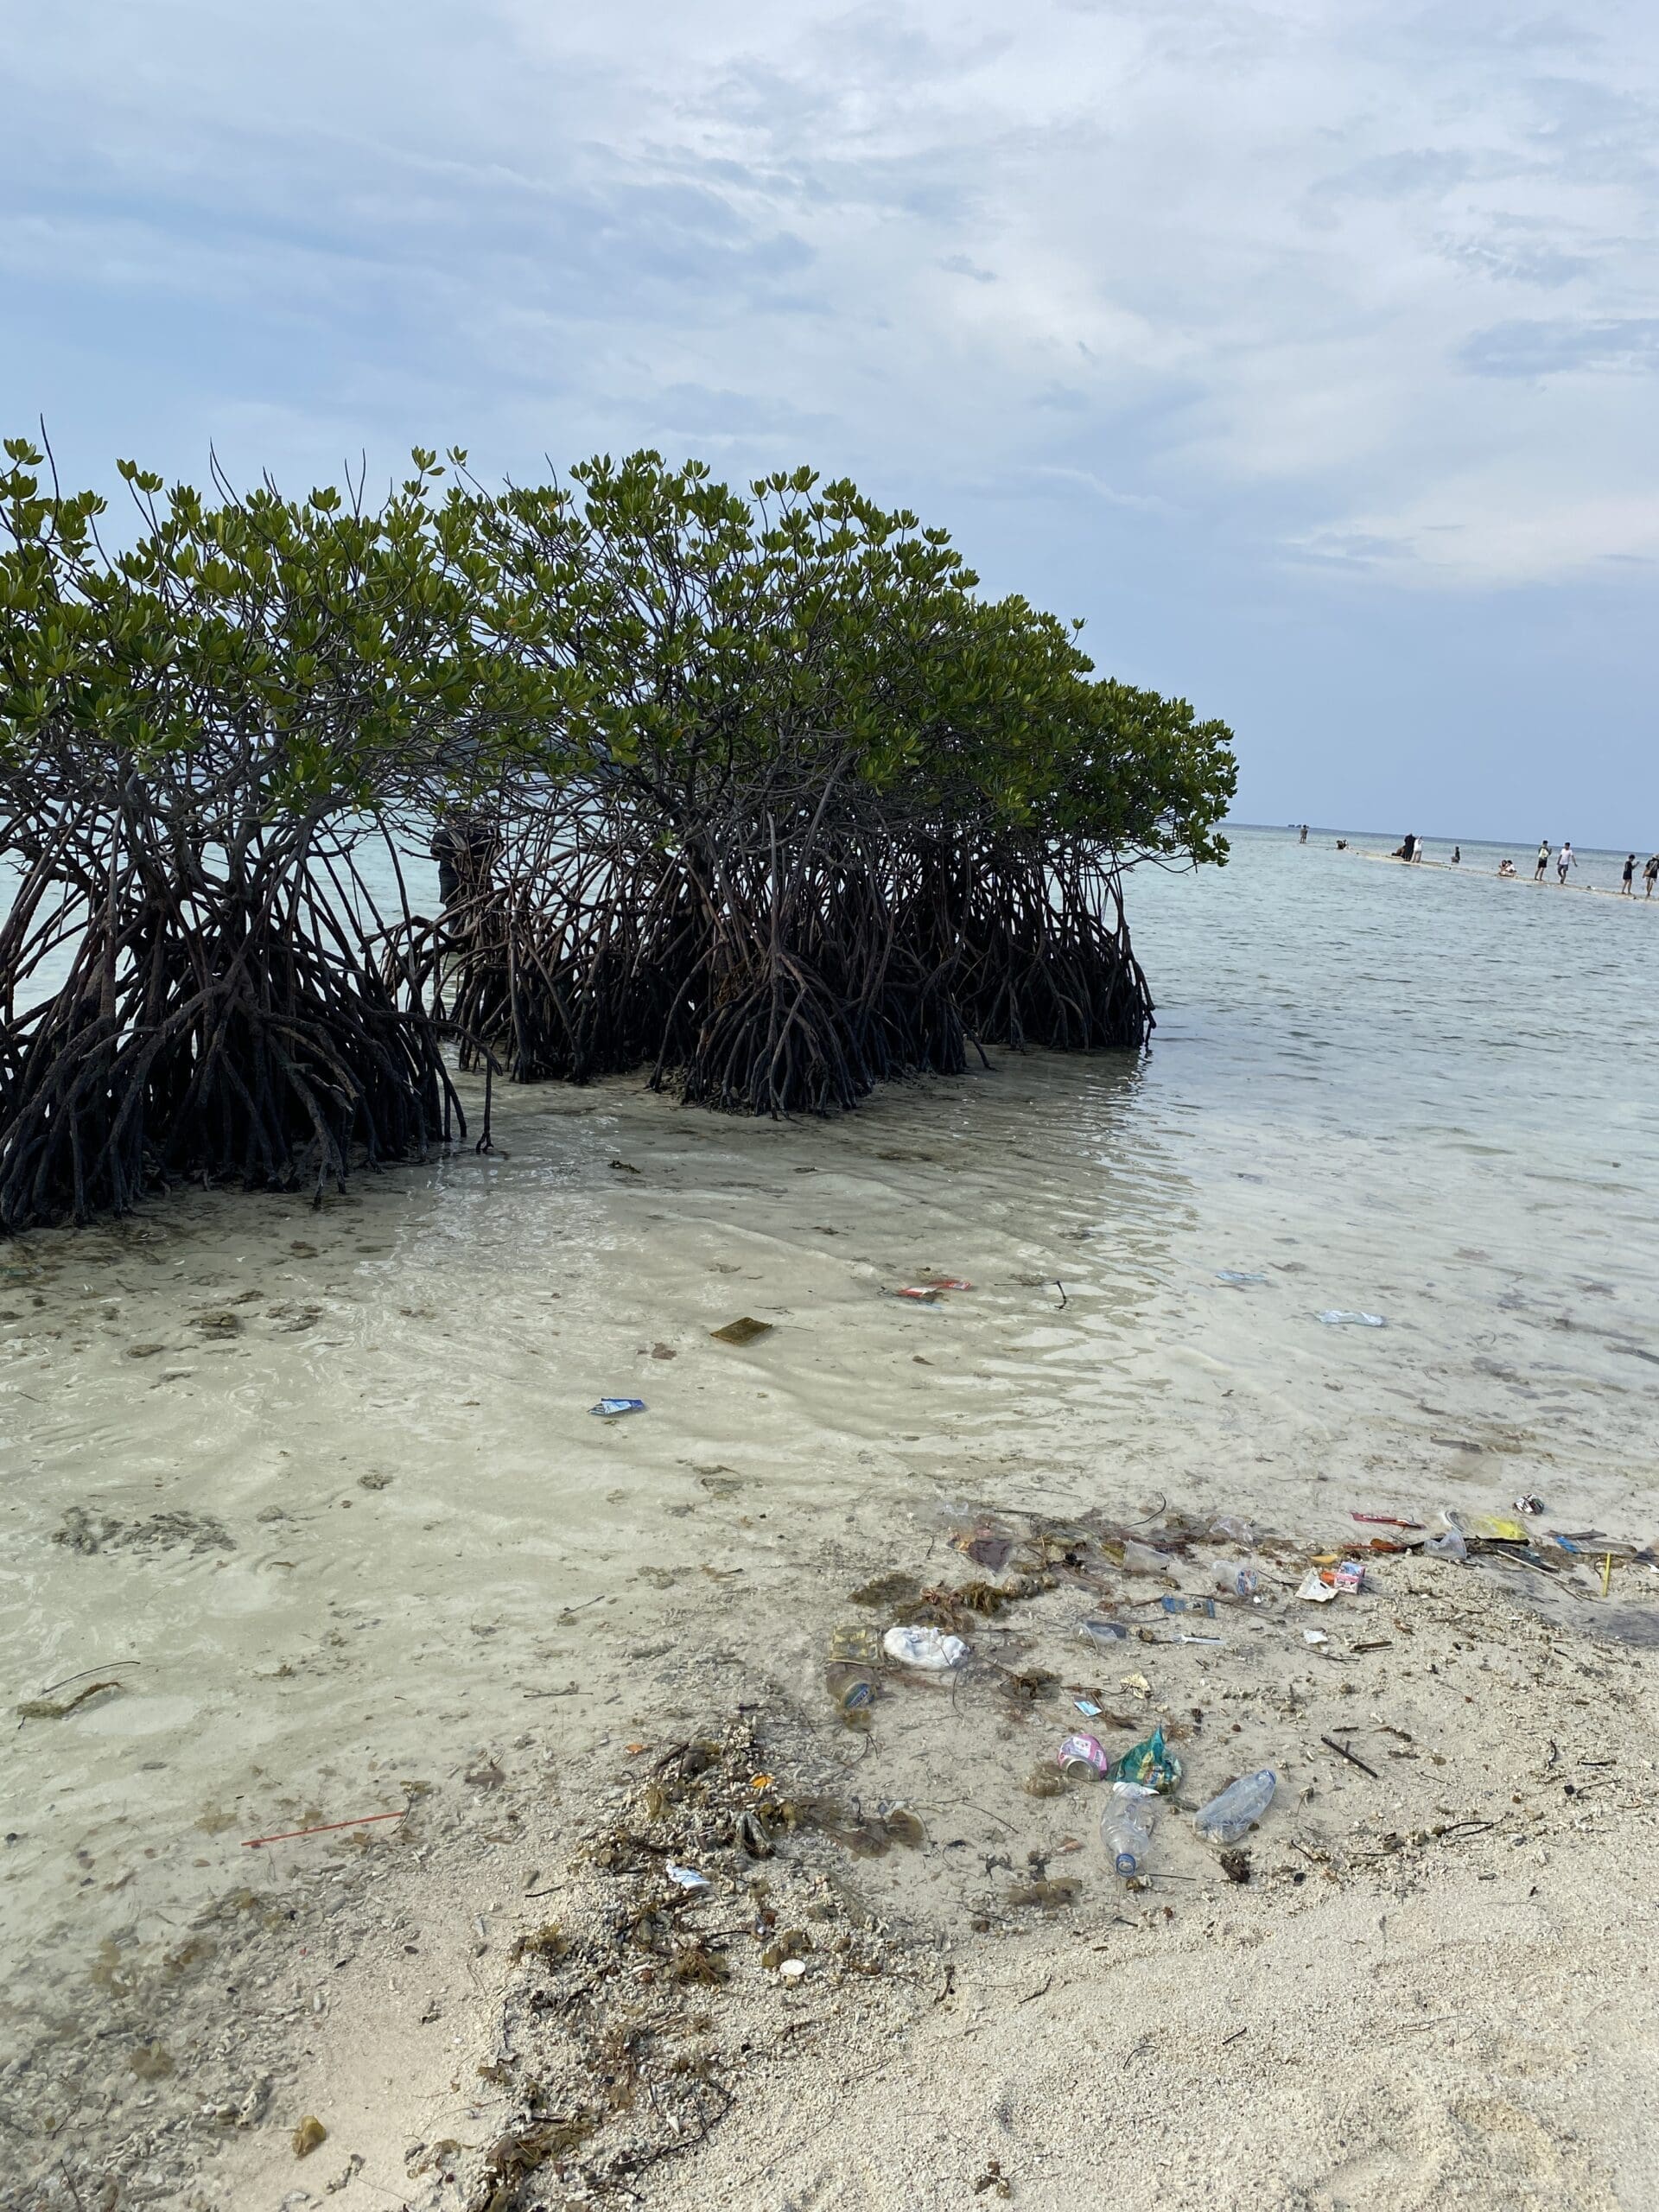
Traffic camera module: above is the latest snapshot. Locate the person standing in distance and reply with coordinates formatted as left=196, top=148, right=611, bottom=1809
left=1535, top=839, right=1550, bottom=881
left=1557, top=841, right=1575, bottom=885
left=1622, top=854, right=1637, bottom=895
left=1645, top=854, right=1659, bottom=899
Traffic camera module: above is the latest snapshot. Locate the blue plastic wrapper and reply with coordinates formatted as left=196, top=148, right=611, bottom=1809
left=1108, top=1725, right=1183, bottom=1792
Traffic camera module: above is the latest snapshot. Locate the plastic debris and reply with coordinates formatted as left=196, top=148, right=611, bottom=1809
left=1215, top=1269, right=1267, bottom=1284
left=1160, top=1595, right=1217, bottom=1617
left=1194, top=1768, right=1276, bottom=1846
left=1297, top=1571, right=1339, bottom=1604
left=710, top=1317, right=772, bottom=1346
left=1352, top=1513, right=1421, bottom=1529
left=1073, top=1697, right=1102, bottom=1716
left=1058, top=1732, right=1112, bottom=1778
left=590, top=1397, right=646, bottom=1419
left=1080, top=1618, right=1128, bottom=1645
left=665, top=1862, right=709, bottom=1890
left=1119, top=1671, right=1153, bottom=1699
left=894, top=1286, right=944, bottom=1301
left=1514, top=1494, right=1545, bottom=1516
left=953, top=1525, right=1014, bottom=1573
left=779, top=1957, right=807, bottom=1981
left=1121, top=1538, right=1167, bottom=1576
left=1457, top=1510, right=1528, bottom=1541
left=925, top=1277, right=976, bottom=1292
left=1210, top=1515, right=1255, bottom=1546
left=882, top=1625, right=969, bottom=1670
left=1318, top=1310, right=1387, bottom=1327
left=1101, top=1781, right=1158, bottom=1877
left=825, top=1623, right=879, bottom=1713
left=1108, top=1726, right=1182, bottom=1791
left=1424, top=1529, right=1467, bottom=1561
left=1333, top=1560, right=1365, bottom=1594
left=1303, top=1629, right=1329, bottom=1645
left=1212, top=1562, right=1259, bottom=1598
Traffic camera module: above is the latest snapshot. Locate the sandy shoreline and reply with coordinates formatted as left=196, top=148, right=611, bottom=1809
left=6, top=1072, right=1658, bottom=2211
left=5, top=960, right=1659, bottom=2211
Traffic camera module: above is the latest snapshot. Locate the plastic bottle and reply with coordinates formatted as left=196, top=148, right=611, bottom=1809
left=825, top=1624, right=880, bottom=1713
left=1212, top=1560, right=1259, bottom=1598
left=1193, top=1768, right=1276, bottom=1846
left=1101, top=1782, right=1158, bottom=1877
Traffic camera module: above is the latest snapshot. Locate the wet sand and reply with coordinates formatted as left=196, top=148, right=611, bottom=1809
left=5, top=1033, right=1659, bottom=2211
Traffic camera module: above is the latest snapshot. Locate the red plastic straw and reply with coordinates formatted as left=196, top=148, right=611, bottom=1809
left=242, top=1808, right=407, bottom=1848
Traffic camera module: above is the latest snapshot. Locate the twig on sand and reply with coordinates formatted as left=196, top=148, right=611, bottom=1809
left=1320, top=1734, right=1380, bottom=1779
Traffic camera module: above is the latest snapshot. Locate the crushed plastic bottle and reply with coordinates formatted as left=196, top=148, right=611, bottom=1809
left=1101, top=1781, right=1158, bottom=1877
left=590, top=1396, right=647, bottom=1418
left=1193, top=1768, right=1276, bottom=1846
left=1160, top=1594, right=1217, bottom=1618
left=1318, top=1310, right=1387, bottom=1327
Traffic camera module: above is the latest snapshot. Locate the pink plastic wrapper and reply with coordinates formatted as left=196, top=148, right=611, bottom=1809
left=1334, top=1559, right=1365, bottom=1593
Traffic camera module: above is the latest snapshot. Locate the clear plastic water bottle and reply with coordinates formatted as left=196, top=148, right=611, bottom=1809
left=1193, top=1768, right=1276, bottom=1845
left=1101, top=1781, right=1158, bottom=1877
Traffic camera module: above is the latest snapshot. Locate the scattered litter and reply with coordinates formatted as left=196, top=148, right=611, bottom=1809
left=1121, top=1539, right=1167, bottom=1576
left=1073, top=1698, right=1102, bottom=1717
left=778, top=1958, right=807, bottom=1981
left=1194, top=1768, right=1276, bottom=1846
left=1449, top=1510, right=1529, bottom=1542
left=1215, top=1269, right=1267, bottom=1284
left=1302, top=1630, right=1329, bottom=1646
left=1173, top=1632, right=1225, bottom=1646
left=1120, top=1671, right=1153, bottom=1700
left=1297, top=1571, right=1339, bottom=1604
left=1514, top=1494, right=1545, bottom=1516
left=1080, top=1618, right=1128, bottom=1645
left=924, top=1277, right=976, bottom=1292
left=1352, top=1513, right=1421, bottom=1529
left=1210, top=1515, right=1255, bottom=1546
left=665, top=1863, right=709, bottom=1891
left=293, top=2116, right=328, bottom=2158
left=1058, top=1732, right=1112, bottom=1779
left=1101, top=1781, right=1158, bottom=1877
left=16, top=1678, right=124, bottom=1722
left=243, top=1808, right=407, bottom=1849
left=1424, top=1529, right=1467, bottom=1562
left=1212, top=1562, right=1259, bottom=1597
left=1318, top=1310, right=1387, bottom=1327
left=590, top=1398, right=647, bottom=1419
left=1160, top=1595, right=1217, bottom=1617
left=882, top=1625, right=969, bottom=1670
left=1333, top=1560, right=1366, bottom=1594
left=710, top=1318, right=772, bottom=1346
left=953, top=1526, right=1014, bottom=1574
left=894, top=1286, right=944, bottom=1302
left=1108, top=1726, right=1182, bottom=1792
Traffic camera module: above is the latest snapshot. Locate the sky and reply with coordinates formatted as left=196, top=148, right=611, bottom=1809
left=4, top=0, right=1657, bottom=844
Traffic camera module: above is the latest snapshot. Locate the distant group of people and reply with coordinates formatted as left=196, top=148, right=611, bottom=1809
left=1371, top=830, right=1659, bottom=895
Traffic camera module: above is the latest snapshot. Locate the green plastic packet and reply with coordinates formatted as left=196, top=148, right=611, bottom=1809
left=1108, top=1725, right=1183, bottom=1792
